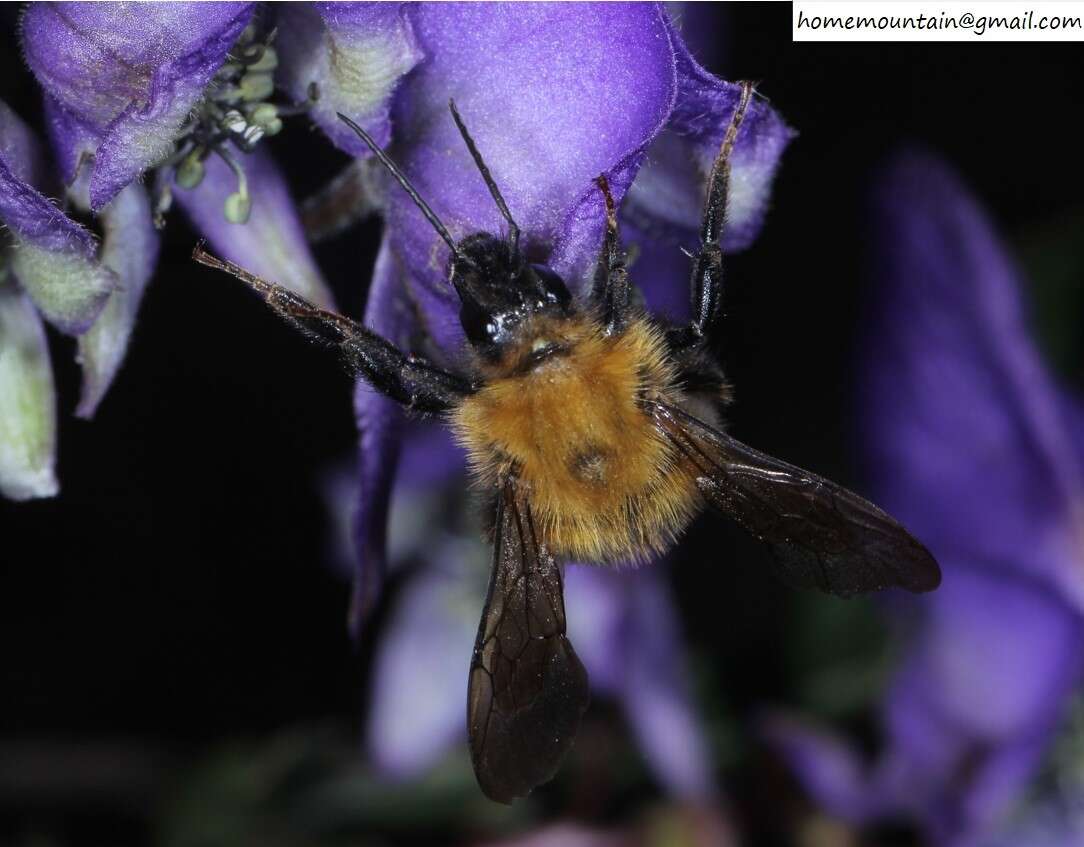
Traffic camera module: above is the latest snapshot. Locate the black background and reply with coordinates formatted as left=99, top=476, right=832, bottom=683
left=2, top=3, right=1082, bottom=845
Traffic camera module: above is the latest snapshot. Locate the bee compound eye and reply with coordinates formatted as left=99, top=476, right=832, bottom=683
left=530, top=264, right=571, bottom=309
left=459, top=298, right=492, bottom=346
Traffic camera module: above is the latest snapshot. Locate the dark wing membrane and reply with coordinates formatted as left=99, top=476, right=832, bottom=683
left=651, top=403, right=941, bottom=596
left=467, top=478, right=590, bottom=804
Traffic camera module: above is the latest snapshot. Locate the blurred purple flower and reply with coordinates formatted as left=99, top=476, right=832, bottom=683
left=477, top=824, right=625, bottom=847
left=979, top=795, right=1084, bottom=847
left=472, top=803, right=739, bottom=847
left=765, top=151, right=1084, bottom=846
left=348, top=1, right=792, bottom=628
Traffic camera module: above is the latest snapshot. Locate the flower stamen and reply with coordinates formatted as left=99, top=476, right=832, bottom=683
left=214, top=145, right=251, bottom=224
left=151, top=25, right=318, bottom=228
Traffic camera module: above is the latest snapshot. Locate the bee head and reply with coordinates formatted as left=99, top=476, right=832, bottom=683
left=334, top=106, right=572, bottom=360
left=452, top=233, right=572, bottom=358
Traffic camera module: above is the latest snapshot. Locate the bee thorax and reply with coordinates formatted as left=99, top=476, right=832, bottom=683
left=451, top=316, right=702, bottom=562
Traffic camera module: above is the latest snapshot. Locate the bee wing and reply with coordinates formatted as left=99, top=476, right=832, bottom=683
left=651, top=403, right=941, bottom=596
left=467, top=478, right=590, bottom=804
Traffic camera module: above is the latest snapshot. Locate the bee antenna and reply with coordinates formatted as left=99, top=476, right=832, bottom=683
left=335, top=113, right=469, bottom=267
left=448, top=100, right=521, bottom=260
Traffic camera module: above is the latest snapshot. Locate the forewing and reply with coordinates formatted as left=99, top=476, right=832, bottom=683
left=467, top=479, right=590, bottom=803
left=652, top=403, right=941, bottom=596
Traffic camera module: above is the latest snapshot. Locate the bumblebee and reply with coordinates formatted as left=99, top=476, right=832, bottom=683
left=194, top=83, right=941, bottom=804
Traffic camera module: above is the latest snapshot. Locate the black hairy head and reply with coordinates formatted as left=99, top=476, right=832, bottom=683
left=452, top=233, right=572, bottom=358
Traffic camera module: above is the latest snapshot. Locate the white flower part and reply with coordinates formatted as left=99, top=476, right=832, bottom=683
left=324, top=30, right=415, bottom=115
left=0, top=278, right=58, bottom=500
left=623, top=127, right=784, bottom=252
left=75, top=182, right=159, bottom=418
left=9, top=239, right=115, bottom=335
left=624, top=132, right=702, bottom=232
left=276, top=4, right=423, bottom=157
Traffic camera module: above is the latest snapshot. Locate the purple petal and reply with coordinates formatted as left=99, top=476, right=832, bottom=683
left=761, top=713, right=879, bottom=822
left=626, top=223, right=694, bottom=323
left=365, top=538, right=481, bottom=777
left=395, top=424, right=466, bottom=490
left=0, top=102, right=114, bottom=334
left=350, top=238, right=415, bottom=632
left=564, top=566, right=628, bottom=695
left=0, top=100, right=94, bottom=254
left=620, top=565, right=715, bottom=799
left=174, top=149, right=334, bottom=306
left=768, top=568, right=1082, bottom=837
left=22, top=2, right=255, bottom=209
left=876, top=568, right=1081, bottom=839
left=1059, top=389, right=1084, bottom=483
left=980, top=800, right=1084, bottom=847
left=275, top=2, right=422, bottom=156
left=887, top=568, right=1082, bottom=743
left=945, top=735, right=1050, bottom=845
left=0, top=281, right=58, bottom=501
left=0, top=154, right=97, bottom=255
left=0, top=98, right=49, bottom=188
left=386, top=2, right=678, bottom=351
left=75, top=182, right=160, bottom=418
left=858, top=150, right=1084, bottom=611
left=623, top=19, right=794, bottom=253
left=874, top=715, right=1051, bottom=844
left=478, top=824, right=625, bottom=847
left=43, top=94, right=100, bottom=187
left=565, top=563, right=715, bottom=799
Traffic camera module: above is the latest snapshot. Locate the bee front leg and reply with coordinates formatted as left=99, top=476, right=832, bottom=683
left=193, top=246, right=473, bottom=414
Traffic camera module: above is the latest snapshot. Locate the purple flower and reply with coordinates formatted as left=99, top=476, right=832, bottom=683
left=0, top=98, right=116, bottom=499
left=765, top=152, right=1084, bottom=845
left=347, top=1, right=792, bottom=626
left=358, top=429, right=716, bottom=799
left=14, top=3, right=338, bottom=454
left=23, top=3, right=248, bottom=203
left=978, top=794, right=1084, bottom=847
left=565, top=564, right=716, bottom=800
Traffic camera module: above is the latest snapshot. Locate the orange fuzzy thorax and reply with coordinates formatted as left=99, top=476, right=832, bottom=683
left=451, top=314, right=702, bottom=563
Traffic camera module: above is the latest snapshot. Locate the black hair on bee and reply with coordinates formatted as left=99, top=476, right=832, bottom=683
left=193, top=85, right=941, bottom=805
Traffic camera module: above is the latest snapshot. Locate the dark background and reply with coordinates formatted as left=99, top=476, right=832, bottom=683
left=2, top=4, right=1082, bottom=845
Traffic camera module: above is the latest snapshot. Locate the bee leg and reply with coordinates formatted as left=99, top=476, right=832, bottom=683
left=591, top=174, right=631, bottom=335
left=674, top=80, right=755, bottom=352
left=193, top=246, right=473, bottom=414
left=341, top=330, right=474, bottom=414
